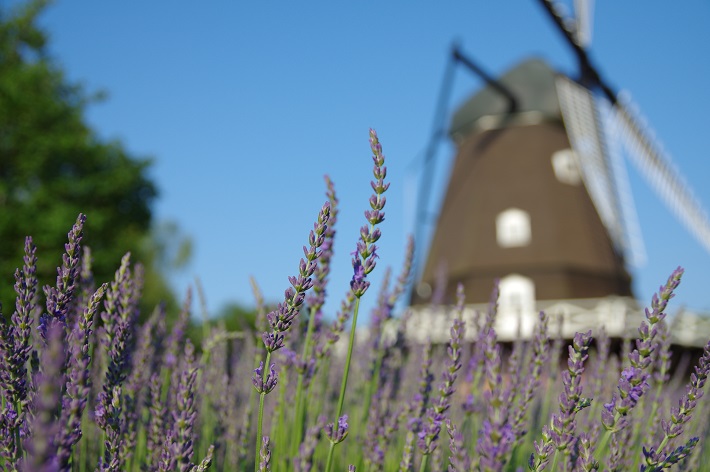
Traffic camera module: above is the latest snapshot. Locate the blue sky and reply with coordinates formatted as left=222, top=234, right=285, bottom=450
left=31, top=1, right=710, bottom=320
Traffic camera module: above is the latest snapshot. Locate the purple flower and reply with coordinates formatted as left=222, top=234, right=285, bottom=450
left=56, top=284, right=108, bottom=470
left=23, top=320, right=65, bottom=471
left=97, top=386, right=125, bottom=471
left=419, top=299, right=466, bottom=458
left=172, top=340, right=199, bottom=472
left=158, top=430, right=176, bottom=472
left=466, top=280, right=500, bottom=383
left=348, top=129, right=390, bottom=300
left=42, top=214, right=86, bottom=337
left=416, top=415, right=442, bottom=455
left=261, top=202, right=330, bottom=354
left=602, top=268, right=684, bottom=435
left=4, top=237, right=38, bottom=408
left=146, top=373, right=167, bottom=469
left=643, top=338, right=710, bottom=468
left=642, top=437, right=699, bottom=471
left=306, top=176, right=339, bottom=313
left=258, top=436, right=272, bottom=472
left=350, top=256, right=368, bottom=296
left=529, top=425, right=558, bottom=472
left=601, top=394, right=618, bottom=430
left=399, top=431, right=415, bottom=471
left=325, top=414, right=349, bottom=444
left=576, top=430, right=600, bottom=471
left=509, top=311, right=550, bottom=442
left=252, top=362, right=278, bottom=394
left=446, top=419, right=471, bottom=472
left=476, top=328, right=514, bottom=467
left=621, top=367, right=648, bottom=403
left=193, top=445, right=214, bottom=472
left=548, top=330, right=592, bottom=454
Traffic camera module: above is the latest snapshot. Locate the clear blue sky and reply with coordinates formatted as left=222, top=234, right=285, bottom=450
left=31, top=1, right=710, bottom=320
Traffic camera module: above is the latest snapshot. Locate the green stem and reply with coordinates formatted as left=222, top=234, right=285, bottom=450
left=362, top=351, right=384, bottom=422
left=198, top=349, right=213, bottom=464
left=291, top=305, right=320, bottom=458
left=653, top=434, right=672, bottom=462
left=550, top=450, right=560, bottom=472
left=13, top=401, right=21, bottom=464
left=335, top=297, right=361, bottom=420
left=595, top=427, right=615, bottom=467
left=419, top=453, right=429, bottom=472
left=133, top=426, right=147, bottom=472
left=79, top=413, right=88, bottom=472
left=255, top=350, right=272, bottom=472
left=325, top=442, right=336, bottom=472
left=276, top=369, right=288, bottom=471
left=324, top=296, right=362, bottom=472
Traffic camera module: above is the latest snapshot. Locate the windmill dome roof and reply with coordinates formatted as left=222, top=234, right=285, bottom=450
left=450, top=58, right=561, bottom=142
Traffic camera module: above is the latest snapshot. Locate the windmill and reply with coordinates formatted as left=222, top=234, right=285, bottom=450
left=407, top=0, right=710, bottom=343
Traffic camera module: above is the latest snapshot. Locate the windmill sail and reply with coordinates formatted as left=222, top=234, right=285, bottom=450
left=613, top=97, right=710, bottom=255
left=602, top=99, right=648, bottom=267
left=556, top=76, right=647, bottom=267
left=556, top=76, right=626, bottom=256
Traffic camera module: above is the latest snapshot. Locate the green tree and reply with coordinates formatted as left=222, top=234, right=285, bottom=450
left=0, top=0, right=185, bottom=316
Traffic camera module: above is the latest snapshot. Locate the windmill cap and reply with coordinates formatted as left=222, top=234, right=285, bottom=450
left=450, top=58, right=562, bottom=142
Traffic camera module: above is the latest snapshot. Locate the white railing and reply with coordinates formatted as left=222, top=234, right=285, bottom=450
left=404, top=297, right=710, bottom=347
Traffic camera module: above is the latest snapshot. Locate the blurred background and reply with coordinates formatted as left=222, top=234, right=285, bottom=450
left=1, top=0, right=709, bottom=331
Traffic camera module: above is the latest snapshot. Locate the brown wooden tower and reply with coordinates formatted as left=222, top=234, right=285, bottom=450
left=412, top=59, right=632, bottom=307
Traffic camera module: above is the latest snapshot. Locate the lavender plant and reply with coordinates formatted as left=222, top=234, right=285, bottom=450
left=324, top=128, right=389, bottom=472
left=1, top=132, right=709, bottom=472
left=253, top=200, right=330, bottom=471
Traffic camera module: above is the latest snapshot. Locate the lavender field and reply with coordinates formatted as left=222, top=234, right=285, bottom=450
left=1, top=130, right=708, bottom=471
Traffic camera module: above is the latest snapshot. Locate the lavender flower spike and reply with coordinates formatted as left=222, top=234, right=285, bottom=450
left=262, top=201, right=330, bottom=353
left=174, top=339, right=199, bottom=472
left=41, top=213, right=86, bottom=337
left=258, top=436, right=272, bottom=472
left=7, top=236, right=38, bottom=407
left=23, top=320, right=65, bottom=471
left=446, top=419, right=471, bottom=471
left=351, top=129, right=389, bottom=298
left=593, top=268, right=685, bottom=467
left=56, top=283, right=108, bottom=470
left=419, top=288, right=465, bottom=462
left=552, top=331, right=592, bottom=458
left=251, top=362, right=278, bottom=394
left=193, top=445, right=214, bottom=472
left=603, top=269, right=683, bottom=437
left=254, top=202, right=329, bottom=472
left=325, top=414, right=349, bottom=444
left=643, top=338, right=710, bottom=469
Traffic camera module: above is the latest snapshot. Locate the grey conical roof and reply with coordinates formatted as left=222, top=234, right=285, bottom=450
left=450, top=58, right=561, bottom=141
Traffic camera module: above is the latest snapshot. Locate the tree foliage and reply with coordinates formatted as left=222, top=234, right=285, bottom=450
left=0, top=0, right=183, bottom=315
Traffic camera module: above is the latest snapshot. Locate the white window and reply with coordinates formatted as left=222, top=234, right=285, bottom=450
left=499, top=274, right=536, bottom=337
left=500, top=274, right=535, bottom=313
left=496, top=208, right=531, bottom=247
left=551, top=148, right=581, bottom=185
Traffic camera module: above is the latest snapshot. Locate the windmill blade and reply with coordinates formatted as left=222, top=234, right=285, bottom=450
left=573, top=0, right=594, bottom=48
left=556, top=75, right=627, bottom=256
left=615, top=94, right=710, bottom=255
left=601, top=98, right=647, bottom=267
left=539, top=0, right=584, bottom=50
